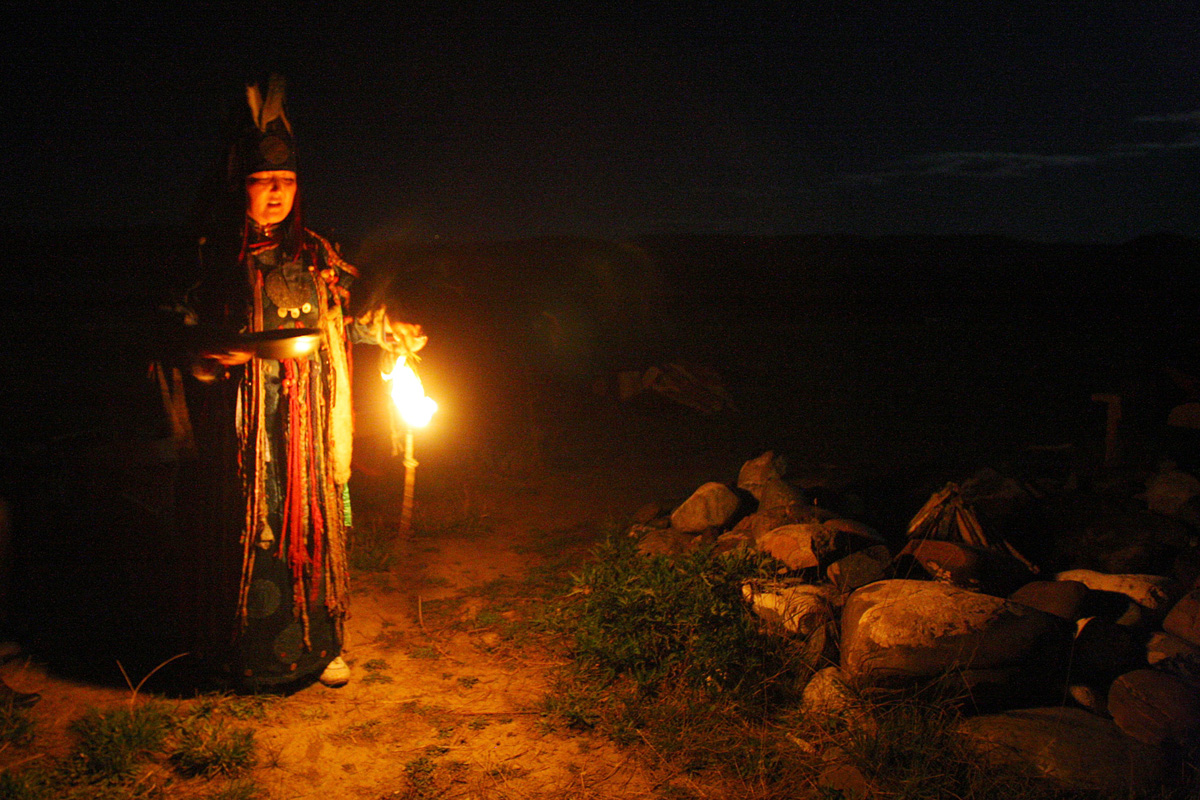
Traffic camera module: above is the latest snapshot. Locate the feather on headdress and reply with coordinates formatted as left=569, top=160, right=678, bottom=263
left=232, top=74, right=298, bottom=179
left=246, top=74, right=293, bottom=135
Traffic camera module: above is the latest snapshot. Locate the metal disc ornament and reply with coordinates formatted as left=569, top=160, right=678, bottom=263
left=265, top=261, right=312, bottom=311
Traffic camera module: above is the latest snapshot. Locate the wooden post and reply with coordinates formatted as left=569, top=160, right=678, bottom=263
left=401, top=429, right=417, bottom=535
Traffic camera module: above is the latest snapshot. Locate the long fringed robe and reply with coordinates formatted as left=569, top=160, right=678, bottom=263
left=192, top=219, right=360, bottom=689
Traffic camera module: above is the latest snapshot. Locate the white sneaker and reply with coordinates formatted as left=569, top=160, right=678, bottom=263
left=318, top=656, right=350, bottom=688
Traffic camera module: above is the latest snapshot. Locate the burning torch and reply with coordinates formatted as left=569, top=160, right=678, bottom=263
left=382, top=357, right=437, bottom=535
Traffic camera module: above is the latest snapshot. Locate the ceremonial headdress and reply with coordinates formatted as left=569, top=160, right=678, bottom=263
left=231, top=74, right=298, bottom=181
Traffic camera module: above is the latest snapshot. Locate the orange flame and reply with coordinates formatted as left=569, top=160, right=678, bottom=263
left=382, top=359, right=437, bottom=428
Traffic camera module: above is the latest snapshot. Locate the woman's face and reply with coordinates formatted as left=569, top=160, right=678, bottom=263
left=246, top=170, right=297, bottom=226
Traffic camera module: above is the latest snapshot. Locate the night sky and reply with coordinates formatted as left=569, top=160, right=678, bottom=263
left=4, top=5, right=1200, bottom=244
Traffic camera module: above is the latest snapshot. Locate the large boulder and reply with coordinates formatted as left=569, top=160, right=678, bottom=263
left=1054, top=569, right=1175, bottom=616
left=670, top=482, right=741, bottom=533
left=758, top=476, right=805, bottom=514
left=840, top=580, right=1073, bottom=686
left=1108, top=668, right=1200, bottom=747
left=958, top=707, right=1166, bottom=795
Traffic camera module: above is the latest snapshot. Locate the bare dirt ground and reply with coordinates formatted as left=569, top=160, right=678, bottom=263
left=0, top=391, right=745, bottom=799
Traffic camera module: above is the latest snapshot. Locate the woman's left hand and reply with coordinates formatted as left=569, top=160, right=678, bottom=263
left=386, top=318, right=427, bottom=356
left=359, top=308, right=427, bottom=356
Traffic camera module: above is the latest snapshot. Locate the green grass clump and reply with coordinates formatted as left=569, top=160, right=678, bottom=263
left=169, top=717, right=256, bottom=777
left=64, top=703, right=172, bottom=783
left=563, top=533, right=793, bottom=698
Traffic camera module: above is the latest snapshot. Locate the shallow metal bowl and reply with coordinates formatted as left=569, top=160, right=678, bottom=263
left=233, top=328, right=322, bottom=360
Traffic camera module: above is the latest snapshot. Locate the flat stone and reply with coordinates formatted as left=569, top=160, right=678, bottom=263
left=958, top=706, right=1166, bottom=795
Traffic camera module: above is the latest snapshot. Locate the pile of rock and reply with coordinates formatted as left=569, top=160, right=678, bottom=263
left=629, top=453, right=1200, bottom=795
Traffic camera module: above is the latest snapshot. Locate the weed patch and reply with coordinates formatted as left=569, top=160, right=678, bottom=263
left=561, top=533, right=795, bottom=699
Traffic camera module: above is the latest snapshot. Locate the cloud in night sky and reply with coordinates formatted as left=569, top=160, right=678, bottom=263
left=834, top=111, right=1200, bottom=185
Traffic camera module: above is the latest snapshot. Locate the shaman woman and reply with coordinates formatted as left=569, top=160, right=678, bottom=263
left=185, top=76, right=423, bottom=691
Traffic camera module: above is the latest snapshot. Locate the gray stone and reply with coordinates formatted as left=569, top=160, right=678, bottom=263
left=670, top=482, right=740, bottom=533
left=958, top=707, right=1166, bottom=795
left=840, top=579, right=1073, bottom=685
left=1109, top=668, right=1200, bottom=747
left=1055, top=569, right=1174, bottom=615
left=736, top=451, right=786, bottom=502
left=827, top=545, right=891, bottom=593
